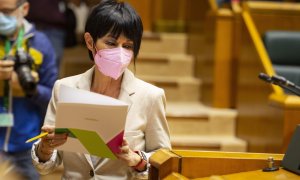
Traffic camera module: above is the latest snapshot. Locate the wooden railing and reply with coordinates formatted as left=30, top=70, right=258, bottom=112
left=208, top=0, right=218, bottom=12
left=241, top=1, right=300, bottom=153
left=213, top=8, right=238, bottom=108
left=212, top=1, right=300, bottom=153
left=241, top=9, right=283, bottom=95
left=149, top=149, right=283, bottom=179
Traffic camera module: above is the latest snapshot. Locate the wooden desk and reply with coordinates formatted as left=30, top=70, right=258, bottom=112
left=149, top=149, right=284, bottom=179
left=194, top=168, right=299, bottom=180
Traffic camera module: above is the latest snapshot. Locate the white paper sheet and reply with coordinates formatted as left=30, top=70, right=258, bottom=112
left=55, top=85, right=128, bottom=158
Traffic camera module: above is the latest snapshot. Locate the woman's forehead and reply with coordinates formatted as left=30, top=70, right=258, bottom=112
left=103, top=33, right=133, bottom=42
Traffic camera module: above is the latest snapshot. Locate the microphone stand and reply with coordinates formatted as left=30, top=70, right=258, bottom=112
left=258, top=73, right=300, bottom=97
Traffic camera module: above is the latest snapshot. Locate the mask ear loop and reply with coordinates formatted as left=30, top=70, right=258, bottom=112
left=93, top=43, right=99, bottom=57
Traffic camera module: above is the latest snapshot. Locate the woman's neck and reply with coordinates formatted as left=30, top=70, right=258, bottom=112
left=91, top=69, right=122, bottom=98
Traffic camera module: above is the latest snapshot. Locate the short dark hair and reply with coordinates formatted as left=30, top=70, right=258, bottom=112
left=85, top=0, right=143, bottom=62
left=17, top=0, right=27, bottom=6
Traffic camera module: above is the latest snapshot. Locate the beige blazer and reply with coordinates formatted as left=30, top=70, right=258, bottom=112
left=33, top=67, right=171, bottom=180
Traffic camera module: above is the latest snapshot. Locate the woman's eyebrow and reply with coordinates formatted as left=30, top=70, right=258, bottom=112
left=103, top=36, right=116, bottom=42
left=106, top=34, right=118, bottom=38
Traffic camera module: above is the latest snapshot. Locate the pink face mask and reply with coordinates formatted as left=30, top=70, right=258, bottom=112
left=94, top=47, right=133, bottom=80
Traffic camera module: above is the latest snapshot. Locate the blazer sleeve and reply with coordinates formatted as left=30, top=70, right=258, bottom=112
left=43, top=80, right=60, bottom=126
left=32, top=80, right=63, bottom=174
left=144, top=88, right=171, bottom=152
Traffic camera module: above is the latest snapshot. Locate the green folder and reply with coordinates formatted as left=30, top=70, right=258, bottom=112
left=55, top=128, right=116, bottom=159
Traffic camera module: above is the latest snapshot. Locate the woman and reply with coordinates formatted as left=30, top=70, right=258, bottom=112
left=31, top=0, right=171, bottom=179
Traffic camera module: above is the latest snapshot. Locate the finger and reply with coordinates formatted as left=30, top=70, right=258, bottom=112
left=122, top=139, right=128, bottom=146
left=39, top=142, right=54, bottom=154
left=41, top=125, right=55, bottom=133
left=31, top=71, right=39, bottom=82
left=48, top=139, right=56, bottom=148
left=0, top=60, right=14, bottom=67
left=45, top=139, right=57, bottom=148
left=48, top=139, right=54, bottom=148
left=49, top=134, right=69, bottom=144
left=41, top=138, right=53, bottom=145
left=51, top=139, right=68, bottom=148
left=44, top=134, right=55, bottom=140
left=48, top=137, right=66, bottom=144
left=120, top=145, right=129, bottom=154
left=0, top=67, right=14, bottom=72
left=115, top=153, right=126, bottom=160
left=43, top=133, right=67, bottom=143
left=48, top=137, right=68, bottom=148
left=41, top=136, right=51, bottom=142
left=40, top=147, right=54, bottom=155
left=53, top=133, right=68, bottom=139
left=41, top=136, right=55, bottom=148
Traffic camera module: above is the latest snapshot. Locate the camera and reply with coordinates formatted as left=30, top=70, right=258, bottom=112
left=13, top=48, right=37, bottom=96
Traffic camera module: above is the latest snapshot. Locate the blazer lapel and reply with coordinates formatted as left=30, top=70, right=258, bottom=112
left=76, top=66, right=94, bottom=91
left=118, top=69, right=136, bottom=112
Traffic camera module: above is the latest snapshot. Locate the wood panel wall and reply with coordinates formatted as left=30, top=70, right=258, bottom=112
left=186, top=1, right=215, bottom=105
left=236, top=2, right=300, bottom=153
left=125, top=0, right=152, bottom=32
left=236, top=21, right=284, bottom=153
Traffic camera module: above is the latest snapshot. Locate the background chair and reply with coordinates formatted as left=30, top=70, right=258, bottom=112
left=263, top=31, right=300, bottom=92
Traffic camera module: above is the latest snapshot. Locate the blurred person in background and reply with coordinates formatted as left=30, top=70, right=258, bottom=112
left=0, top=0, right=57, bottom=179
left=27, top=0, right=77, bottom=70
left=67, top=0, right=89, bottom=42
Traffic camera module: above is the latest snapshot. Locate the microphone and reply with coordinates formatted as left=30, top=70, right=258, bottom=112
left=258, top=73, right=272, bottom=83
left=258, top=73, right=300, bottom=96
left=271, top=75, right=296, bottom=87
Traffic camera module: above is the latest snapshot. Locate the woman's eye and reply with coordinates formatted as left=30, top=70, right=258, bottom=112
left=123, top=45, right=133, bottom=50
left=105, top=41, right=116, bottom=46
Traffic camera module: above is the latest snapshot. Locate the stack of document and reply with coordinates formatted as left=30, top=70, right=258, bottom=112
left=55, top=85, right=128, bottom=159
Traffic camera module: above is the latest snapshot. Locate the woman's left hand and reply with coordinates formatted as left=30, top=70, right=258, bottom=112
left=116, top=139, right=141, bottom=167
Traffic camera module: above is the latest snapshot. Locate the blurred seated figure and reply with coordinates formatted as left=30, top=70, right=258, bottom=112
left=216, top=0, right=231, bottom=7
left=67, top=0, right=89, bottom=43
left=27, top=0, right=77, bottom=69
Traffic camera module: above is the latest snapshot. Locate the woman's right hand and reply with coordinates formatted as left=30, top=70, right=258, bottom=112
left=37, top=125, right=68, bottom=162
